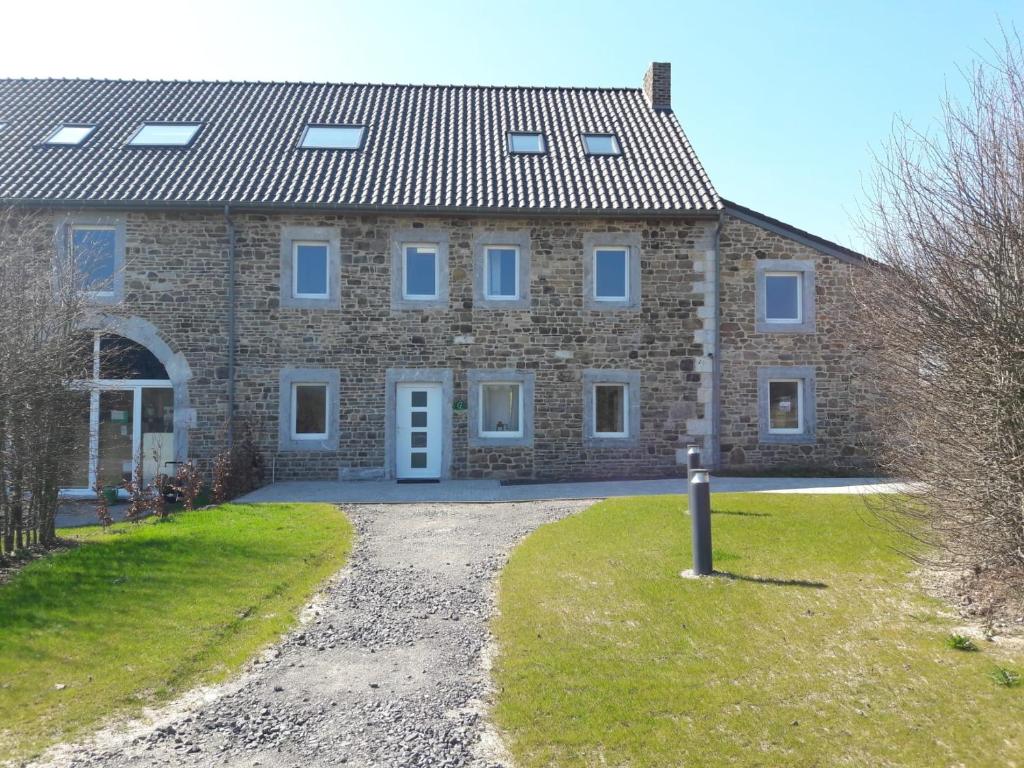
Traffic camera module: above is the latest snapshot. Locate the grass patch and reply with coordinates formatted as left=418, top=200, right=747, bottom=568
left=493, top=494, right=1024, bottom=767
left=0, top=502, right=352, bottom=763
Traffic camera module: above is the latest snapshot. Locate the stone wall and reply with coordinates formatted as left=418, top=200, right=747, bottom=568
left=67, top=209, right=717, bottom=481
left=716, top=213, right=877, bottom=473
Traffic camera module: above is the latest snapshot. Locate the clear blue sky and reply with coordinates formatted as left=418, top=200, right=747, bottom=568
left=2, top=0, right=1019, bottom=252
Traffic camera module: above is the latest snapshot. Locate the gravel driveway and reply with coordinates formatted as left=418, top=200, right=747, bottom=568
left=40, top=499, right=591, bottom=768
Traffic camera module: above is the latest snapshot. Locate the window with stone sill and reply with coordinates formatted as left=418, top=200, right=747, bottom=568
left=292, top=383, right=328, bottom=440
left=757, top=366, right=816, bottom=445
left=480, top=382, right=523, bottom=438
left=755, top=260, right=815, bottom=333
left=593, top=383, right=628, bottom=437
left=403, top=244, right=439, bottom=299
left=292, top=241, right=329, bottom=299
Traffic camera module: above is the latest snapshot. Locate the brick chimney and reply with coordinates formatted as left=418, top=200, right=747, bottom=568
left=642, top=62, right=671, bottom=111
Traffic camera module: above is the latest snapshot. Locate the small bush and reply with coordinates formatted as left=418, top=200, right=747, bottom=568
left=172, top=460, right=203, bottom=511
left=91, top=478, right=112, bottom=528
left=990, top=667, right=1021, bottom=688
left=946, top=633, right=978, bottom=652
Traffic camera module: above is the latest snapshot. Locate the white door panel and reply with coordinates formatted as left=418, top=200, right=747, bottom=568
left=396, top=383, right=442, bottom=479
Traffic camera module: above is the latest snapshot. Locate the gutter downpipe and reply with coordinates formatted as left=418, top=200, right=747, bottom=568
left=710, top=212, right=724, bottom=470
left=224, top=204, right=237, bottom=450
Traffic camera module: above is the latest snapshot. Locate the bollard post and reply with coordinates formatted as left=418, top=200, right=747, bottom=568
left=690, top=469, right=713, bottom=575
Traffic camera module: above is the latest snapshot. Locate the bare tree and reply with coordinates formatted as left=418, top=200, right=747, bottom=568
left=0, top=208, right=92, bottom=554
left=857, top=31, right=1024, bottom=609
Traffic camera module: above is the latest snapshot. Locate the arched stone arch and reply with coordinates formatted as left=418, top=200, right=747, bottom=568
left=81, top=314, right=195, bottom=463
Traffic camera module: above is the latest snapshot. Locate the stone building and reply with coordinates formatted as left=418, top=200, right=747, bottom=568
left=0, top=63, right=875, bottom=487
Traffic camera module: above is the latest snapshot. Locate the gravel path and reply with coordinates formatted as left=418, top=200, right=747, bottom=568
left=38, top=499, right=591, bottom=768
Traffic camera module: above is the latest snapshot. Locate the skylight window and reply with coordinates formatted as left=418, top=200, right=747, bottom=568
left=44, top=124, right=95, bottom=146
left=128, top=123, right=202, bottom=147
left=583, top=133, right=622, bottom=156
left=300, top=125, right=366, bottom=150
left=508, top=132, right=546, bottom=154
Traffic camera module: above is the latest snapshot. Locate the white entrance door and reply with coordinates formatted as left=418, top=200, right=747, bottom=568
left=395, top=383, right=443, bottom=480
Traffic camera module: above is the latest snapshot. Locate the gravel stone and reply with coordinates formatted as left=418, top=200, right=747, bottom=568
left=35, top=499, right=590, bottom=768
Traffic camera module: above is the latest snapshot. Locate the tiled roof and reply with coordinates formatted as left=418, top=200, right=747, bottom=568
left=0, top=78, right=721, bottom=214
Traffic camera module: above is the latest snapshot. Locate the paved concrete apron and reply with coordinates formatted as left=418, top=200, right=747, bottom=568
left=43, top=500, right=591, bottom=768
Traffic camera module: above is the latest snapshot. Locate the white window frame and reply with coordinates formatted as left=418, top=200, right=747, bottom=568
left=70, top=224, right=118, bottom=298
left=592, top=382, right=629, bottom=438
left=290, top=382, right=330, bottom=441
left=767, top=378, right=804, bottom=435
left=291, top=240, right=330, bottom=300
left=478, top=381, right=524, bottom=439
left=402, top=243, right=440, bottom=300
left=764, top=271, right=803, bottom=324
left=127, top=122, right=202, bottom=147
left=483, top=245, right=520, bottom=301
left=593, top=246, right=630, bottom=302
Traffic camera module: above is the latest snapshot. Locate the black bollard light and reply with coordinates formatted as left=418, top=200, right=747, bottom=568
left=689, top=469, right=713, bottom=576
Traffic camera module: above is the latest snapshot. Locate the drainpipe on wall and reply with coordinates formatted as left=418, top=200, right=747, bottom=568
left=224, top=204, right=237, bottom=450
left=709, top=212, right=724, bottom=470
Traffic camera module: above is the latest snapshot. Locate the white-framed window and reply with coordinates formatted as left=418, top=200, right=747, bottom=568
left=292, top=241, right=330, bottom=299
left=483, top=246, right=519, bottom=300
left=300, top=124, right=366, bottom=150
left=764, top=272, right=802, bottom=324
left=593, top=383, right=628, bottom=437
left=479, top=382, right=524, bottom=438
left=767, top=379, right=803, bottom=434
left=44, top=124, right=95, bottom=146
left=593, top=247, right=629, bottom=301
left=128, top=123, right=202, bottom=147
left=508, top=131, right=546, bottom=154
left=583, top=133, right=621, bottom=156
left=291, top=382, right=329, bottom=440
left=403, top=244, right=439, bottom=300
left=70, top=225, right=117, bottom=295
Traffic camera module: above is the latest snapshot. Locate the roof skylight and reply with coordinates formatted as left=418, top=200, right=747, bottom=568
left=44, top=124, right=95, bottom=146
left=128, top=123, right=202, bottom=147
left=508, top=132, right=546, bottom=154
left=583, top=133, right=622, bottom=156
left=300, top=125, right=366, bottom=150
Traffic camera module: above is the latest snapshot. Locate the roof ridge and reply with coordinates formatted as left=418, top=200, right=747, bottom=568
left=0, top=76, right=645, bottom=93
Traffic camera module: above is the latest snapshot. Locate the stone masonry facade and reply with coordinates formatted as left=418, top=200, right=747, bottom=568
left=41, top=206, right=874, bottom=481
left=716, top=213, right=877, bottom=473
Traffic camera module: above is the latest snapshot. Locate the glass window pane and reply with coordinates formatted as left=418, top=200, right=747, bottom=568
left=98, top=390, right=134, bottom=487
left=411, top=411, right=427, bottom=428
left=60, top=390, right=92, bottom=488
left=405, top=246, right=437, bottom=297
left=129, top=123, right=201, bottom=146
left=411, top=432, right=427, bottom=448
left=765, top=273, right=800, bottom=321
left=141, top=388, right=175, bottom=483
left=481, top=383, right=520, bottom=433
left=295, top=243, right=328, bottom=296
left=99, top=335, right=169, bottom=380
left=595, top=385, right=626, bottom=434
left=46, top=125, right=94, bottom=145
left=411, top=391, right=427, bottom=408
left=584, top=134, right=620, bottom=155
left=72, top=227, right=116, bottom=291
left=509, top=132, right=544, bottom=153
left=595, top=248, right=628, bottom=299
left=411, top=452, right=427, bottom=469
left=301, top=125, right=365, bottom=149
left=294, top=384, right=327, bottom=435
left=769, top=380, right=801, bottom=431
left=486, top=248, right=518, bottom=297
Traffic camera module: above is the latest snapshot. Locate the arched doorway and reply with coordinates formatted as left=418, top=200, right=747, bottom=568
left=62, top=318, right=193, bottom=495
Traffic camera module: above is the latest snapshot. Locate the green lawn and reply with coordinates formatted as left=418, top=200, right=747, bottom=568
left=0, top=502, right=352, bottom=763
left=493, top=494, right=1024, bottom=768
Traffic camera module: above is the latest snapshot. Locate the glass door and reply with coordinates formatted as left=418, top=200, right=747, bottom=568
left=97, top=390, right=134, bottom=488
